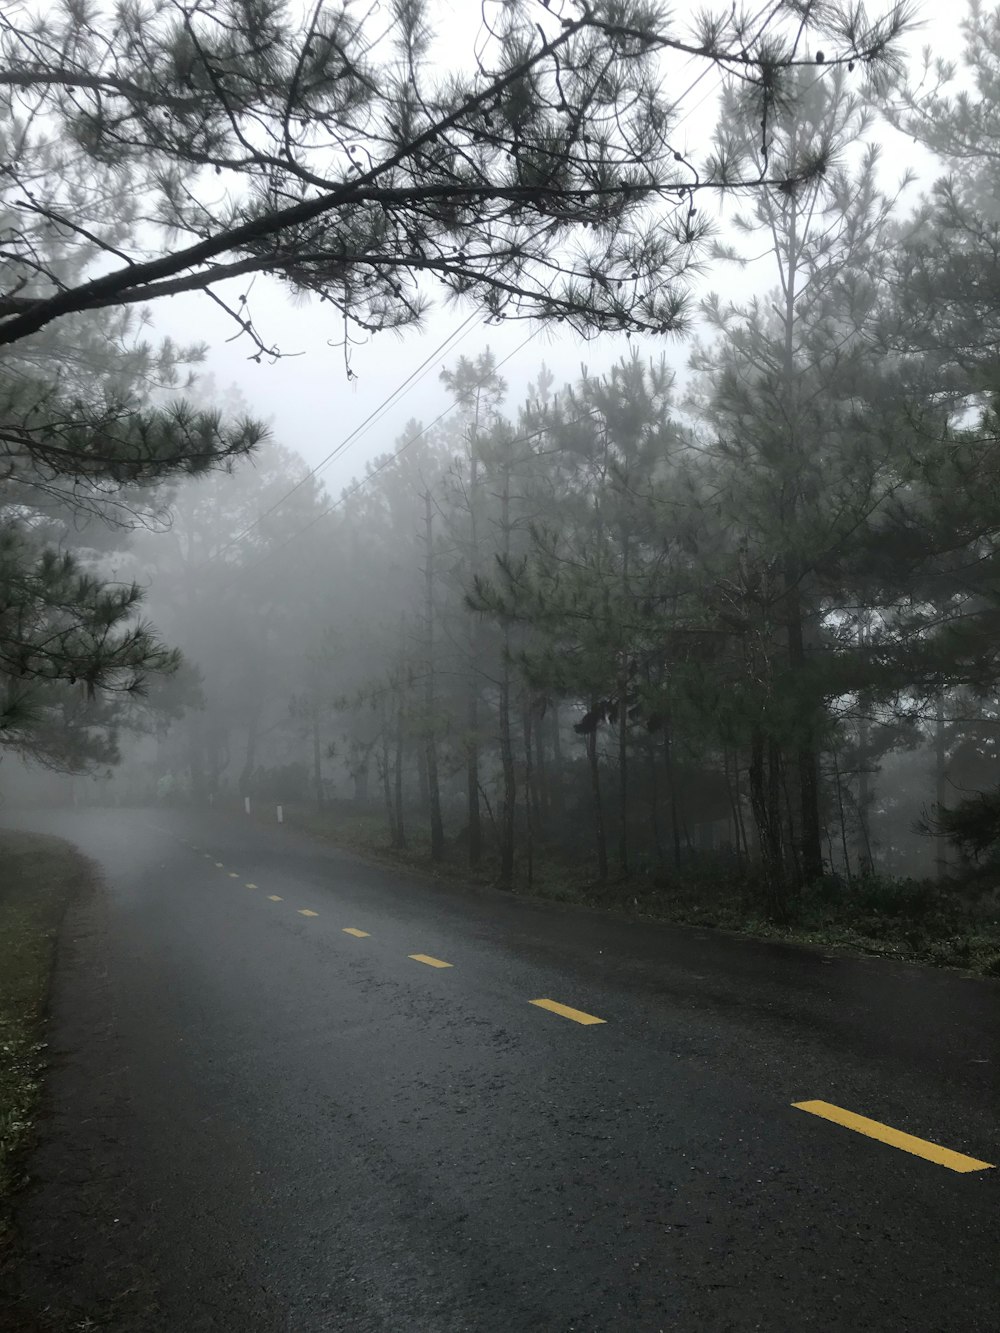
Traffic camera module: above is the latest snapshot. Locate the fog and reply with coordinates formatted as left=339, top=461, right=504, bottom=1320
left=2, top=0, right=996, bottom=911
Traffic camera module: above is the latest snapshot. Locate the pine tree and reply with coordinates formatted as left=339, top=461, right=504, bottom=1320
left=0, top=1, right=911, bottom=349
left=1, top=287, right=261, bottom=768
left=688, top=66, right=913, bottom=896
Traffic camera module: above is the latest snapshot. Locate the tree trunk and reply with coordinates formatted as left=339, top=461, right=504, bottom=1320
left=723, top=747, right=744, bottom=870
left=587, top=723, right=608, bottom=882
left=646, top=734, right=664, bottom=868
left=466, top=686, right=482, bottom=867
left=616, top=679, right=629, bottom=878
left=353, top=748, right=370, bottom=805
left=832, top=745, right=852, bottom=882
left=935, top=692, right=949, bottom=882
left=466, top=443, right=483, bottom=868
left=188, top=721, right=206, bottom=803
left=239, top=710, right=259, bottom=796
left=379, top=721, right=396, bottom=844
left=784, top=568, right=823, bottom=885
left=749, top=727, right=787, bottom=921
left=206, top=728, right=225, bottom=795
left=617, top=535, right=630, bottom=878
left=393, top=703, right=406, bottom=849
left=535, top=707, right=549, bottom=828
left=522, top=699, right=534, bottom=891
left=497, top=451, right=516, bottom=888
left=857, top=748, right=874, bottom=874
left=423, top=491, right=445, bottom=861
left=549, top=702, right=564, bottom=819
left=311, top=711, right=324, bottom=810
left=780, top=759, right=803, bottom=890
left=662, top=719, right=682, bottom=869
left=733, top=753, right=750, bottom=862
left=416, top=743, right=429, bottom=813
left=498, top=656, right=516, bottom=887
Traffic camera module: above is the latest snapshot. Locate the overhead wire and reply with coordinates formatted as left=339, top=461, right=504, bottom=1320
left=209, top=307, right=484, bottom=562
left=219, top=324, right=544, bottom=589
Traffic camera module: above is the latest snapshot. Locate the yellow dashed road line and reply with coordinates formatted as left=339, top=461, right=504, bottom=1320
left=182, top=840, right=994, bottom=1180
left=792, top=1100, right=994, bottom=1173
left=530, top=998, right=606, bottom=1026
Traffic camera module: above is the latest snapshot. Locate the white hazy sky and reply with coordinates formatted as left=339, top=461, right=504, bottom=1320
left=147, top=0, right=966, bottom=506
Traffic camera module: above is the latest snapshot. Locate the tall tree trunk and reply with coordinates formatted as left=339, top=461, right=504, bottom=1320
left=379, top=716, right=396, bottom=845
left=535, top=707, right=549, bottom=829
left=616, top=535, right=630, bottom=877
left=779, top=170, right=824, bottom=888
left=832, top=744, right=852, bottom=882
left=499, top=654, right=516, bottom=887
left=353, top=747, right=370, bottom=805
left=522, top=699, right=534, bottom=891
left=239, top=710, right=259, bottom=796
left=312, top=710, right=324, bottom=810
left=749, top=728, right=786, bottom=921
left=662, top=718, right=682, bottom=869
left=416, top=743, right=429, bottom=813
left=466, top=686, right=482, bottom=866
left=207, top=728, right=224, bottom=795
left=733, top=754, right=750, bottom=862
left=497, top=451, right=516, bottom=888
left=785, top=568, right=823, bottom=884
left=646, top=734, right=664, bottom=868
left=188, top=720, right=206, bottom=804
left=526, top=706, right=542, bottom=825
left=723, top=747, right=744, bottom=870
left=393, top=701, right=406, bottom=850
left=466, top=439, right=483, bottom=868
left=857, top=766, right=875, bottom=877
left=857, top=729, right=873, bottom=876
left=617, top=680, right=629, bottom=878
left=780, top=758, right=803, bottom=890
left=587, top=723, right=608, bottom=882
left=855, top=615, right=874, bottom=875
left=549, top=702, right=564, bottom=819
left=935, top=692, right=949, bottom=882
left=423, top=491, right=445, bottom=861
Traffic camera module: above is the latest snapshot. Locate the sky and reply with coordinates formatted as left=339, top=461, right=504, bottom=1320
left=146, top=0, right=967, bottom=508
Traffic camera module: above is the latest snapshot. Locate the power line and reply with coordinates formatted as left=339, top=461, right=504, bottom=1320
left=221, top=325, right=544, bottom=587
left=210, top=308, right=483, bottom=562
left=661, top=0, right=785, bottom=136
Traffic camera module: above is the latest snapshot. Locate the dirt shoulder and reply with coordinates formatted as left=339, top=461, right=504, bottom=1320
left=0, top=817, right=204, bottom=1333
left=0, top=832, right=92, bottom=1245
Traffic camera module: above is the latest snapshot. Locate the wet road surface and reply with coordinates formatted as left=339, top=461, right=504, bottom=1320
left=3, top=807, right=998, bottom=1331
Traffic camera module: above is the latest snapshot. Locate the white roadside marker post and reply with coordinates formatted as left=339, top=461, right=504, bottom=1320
left=244, top=796, right=251, bottom=815
left=277, top=804, right=284, bottom=825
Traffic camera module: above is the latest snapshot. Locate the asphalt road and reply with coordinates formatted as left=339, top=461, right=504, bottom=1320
left=3, top=807, right=999, bottom=1332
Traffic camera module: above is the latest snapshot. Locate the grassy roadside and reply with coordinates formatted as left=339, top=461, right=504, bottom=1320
left=0, top=830, right=91, bottom=1248
left=231, top=799, right=1000, bottom=977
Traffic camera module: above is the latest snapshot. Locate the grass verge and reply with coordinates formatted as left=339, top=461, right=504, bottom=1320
left=226, top=799, right=1000, bottom=977
left=0, top=830, right=91, bottom=1248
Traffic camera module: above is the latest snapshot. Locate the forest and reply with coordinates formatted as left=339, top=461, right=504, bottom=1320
left=3, top=0, right=1000, bottom=966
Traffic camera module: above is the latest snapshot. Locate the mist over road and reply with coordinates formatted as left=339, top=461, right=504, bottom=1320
left=6, top=808, right=999, bottom=1331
